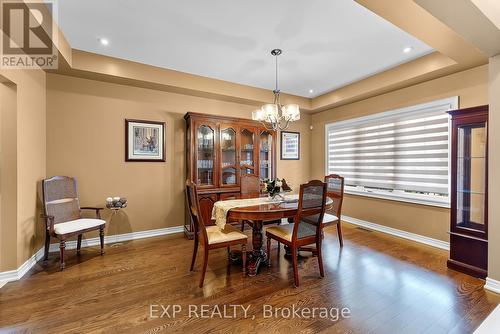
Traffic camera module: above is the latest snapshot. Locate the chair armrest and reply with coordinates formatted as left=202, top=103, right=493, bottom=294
left=81, top=207, right=105, bottom=219
left=40, top=214, right=55, bottom=231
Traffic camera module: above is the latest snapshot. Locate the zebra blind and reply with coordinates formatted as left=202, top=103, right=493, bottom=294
left=326, top=97, right=458, bottom=205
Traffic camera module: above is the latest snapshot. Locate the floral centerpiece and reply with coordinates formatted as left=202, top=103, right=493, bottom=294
left=262, top=178, right=291, bottom=200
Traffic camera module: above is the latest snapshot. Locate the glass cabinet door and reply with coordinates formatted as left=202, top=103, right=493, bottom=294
left=259, top=130, right=273, bottom=180
left=196, top=124, right=215, bottom=186
left=455, top=123, right=487, bottom=233
left=240, top=128, right=256, bottom=175
left=220, top=127, right=237, bottom=186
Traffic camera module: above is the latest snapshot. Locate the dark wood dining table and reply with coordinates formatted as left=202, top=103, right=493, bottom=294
left=226, top=197, right=333, bottom=276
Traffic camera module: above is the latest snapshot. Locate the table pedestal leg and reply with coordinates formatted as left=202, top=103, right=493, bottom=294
left=247, top=220, right=267, bottom=276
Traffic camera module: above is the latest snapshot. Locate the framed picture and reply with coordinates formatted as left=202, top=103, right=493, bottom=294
left=125, top=119, right=165, bottom=162
left=281, top=131, right=300, bottom=160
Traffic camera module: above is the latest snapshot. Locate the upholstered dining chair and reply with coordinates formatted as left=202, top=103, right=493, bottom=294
left=239, top=174, right=262, bottom=230
left=186, top=180, right=247, bottom=288
left=324, top=174, right=345, bottom=246
left=41, top=176, right=106, bottom=270
left=266, top=180, right=328, bottom=287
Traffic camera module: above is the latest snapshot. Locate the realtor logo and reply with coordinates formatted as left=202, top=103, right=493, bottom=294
left=1, top=0, right=57, bottom=69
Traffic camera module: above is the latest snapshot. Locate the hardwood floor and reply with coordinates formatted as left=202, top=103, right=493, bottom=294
left=1, top=223, right=499, bottom=333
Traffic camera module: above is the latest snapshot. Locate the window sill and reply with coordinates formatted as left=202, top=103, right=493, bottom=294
left=344, top=189, right=451, bottom=209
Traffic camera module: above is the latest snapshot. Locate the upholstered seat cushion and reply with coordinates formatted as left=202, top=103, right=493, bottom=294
left=266, top=221, right=317, bottom=242
left=323, top=213, right=339, bottom=224
left=54, top=218, right=106, bottom=235
left=207, top=224, right=247, bottom=245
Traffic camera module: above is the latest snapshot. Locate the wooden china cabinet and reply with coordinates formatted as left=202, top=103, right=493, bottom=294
left=184, top=112, right=277, bottom=239
left=447, top=105, right=488, bottom=278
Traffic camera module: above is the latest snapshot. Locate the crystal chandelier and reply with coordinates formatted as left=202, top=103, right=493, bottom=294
left=252, top=49, right=300, bottom=131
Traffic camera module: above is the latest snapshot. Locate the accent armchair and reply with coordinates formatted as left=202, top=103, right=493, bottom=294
left=41, top=176, right=106, bottom=270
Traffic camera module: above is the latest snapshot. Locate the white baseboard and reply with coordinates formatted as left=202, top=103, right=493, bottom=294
left=0, top=248, right=45, bottom=289
left=485, top=277, right=500, bottom=294
left=341, top=215, right=450, bottom=251
left=474, top=305, right=500, bottom=333
left=0, top=225, right=183, bottom=288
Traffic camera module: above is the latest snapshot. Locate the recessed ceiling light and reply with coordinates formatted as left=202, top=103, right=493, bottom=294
left=403, top=46, right=414, bottom=53
left=309, top=89, right=314, bottom=94
left=98, top=38, right=109, bottom=46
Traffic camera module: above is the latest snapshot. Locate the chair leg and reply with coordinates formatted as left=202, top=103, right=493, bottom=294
left=59, top=240, right=66, bottom=270
left=43, top=231, right=50, bottom=261
left=277, top=219, right=281, bottom=252
left=266, top=237, right=271, bottom=267
left=317, top=240, right=325, bottom=278
left=190, top=235, right=198, bottom=271
left=240, top=220, right=245, bottom=232
left=76, top=234, right=82, bottom=255
left=291, top=246, right=299, bottom=287
left=199, top=248, right=209, bottom=288
left=337, top=222, right=344, bottom=247
left=99, top=226, right=105, bottom=255
left=241, top=244, right=247, bottom=273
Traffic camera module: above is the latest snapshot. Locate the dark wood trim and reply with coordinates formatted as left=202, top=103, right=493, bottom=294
left=125, top=119, right=166, bottom=162
left=280, top=130, right=300, bottom=160
left=447, top=105, right=488, bottom=278
left=448, top=105, right=488, bottom=117
left=447, top=259, right=487, bottom=279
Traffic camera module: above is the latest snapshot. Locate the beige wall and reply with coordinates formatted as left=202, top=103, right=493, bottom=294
left=0, top=81, right=17, bottom=271
left=311, top=65, right=489, bottom=242
left=488, top=55, right=500, bottom=281
left=46, top=73, right=311, bottom=239
left=0, top=69, right=46, bottom=271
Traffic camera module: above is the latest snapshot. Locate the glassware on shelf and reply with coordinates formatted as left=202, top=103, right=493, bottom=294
left=240, top=129, right=255, bottom=175
left=260, top=131, right=273, bottom=180
left=197, top=125, right=215, bottom=186
left=221, top=128, right=237, bottom=185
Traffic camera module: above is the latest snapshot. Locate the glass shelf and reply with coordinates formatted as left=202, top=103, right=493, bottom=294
left=454, top=124, right=486, bottom=233
left=457, top=190, right=485, bottom=195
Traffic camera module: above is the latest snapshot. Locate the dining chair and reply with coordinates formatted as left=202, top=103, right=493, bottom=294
left=240, top=174, right=261, bottom=198
left=41, top=176, right=106, bottom=270
left=239, top=174, right=261, bottom=230
left=324, top=174, right=345, bottom=246
left=265, top=180, right=328, bottom=287
left=186, top=180, right=247, bottom=288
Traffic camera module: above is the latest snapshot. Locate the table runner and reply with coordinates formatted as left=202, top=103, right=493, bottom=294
left=211, top=195, right=298, bottom=230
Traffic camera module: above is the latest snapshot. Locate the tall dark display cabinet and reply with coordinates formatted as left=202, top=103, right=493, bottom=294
left=184, top=112, right=277, bottom=239
left=448, top=105, right=488, bottom=278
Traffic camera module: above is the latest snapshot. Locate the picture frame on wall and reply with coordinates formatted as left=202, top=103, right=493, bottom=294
left=125, top=119, right=165, bottom=162
left=280, top=131, right=300, bottom=160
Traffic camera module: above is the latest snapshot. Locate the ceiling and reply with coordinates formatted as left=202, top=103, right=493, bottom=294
left=471, top=0, right=500, bottom=31
left=55, top=0, right=433, bottom=98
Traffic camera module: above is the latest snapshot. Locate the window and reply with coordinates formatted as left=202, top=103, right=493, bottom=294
left=325, top=97, right=458, bottom=207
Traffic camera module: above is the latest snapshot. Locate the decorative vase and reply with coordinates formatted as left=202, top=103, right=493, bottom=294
left=269, top=191, right=283, bottom=200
